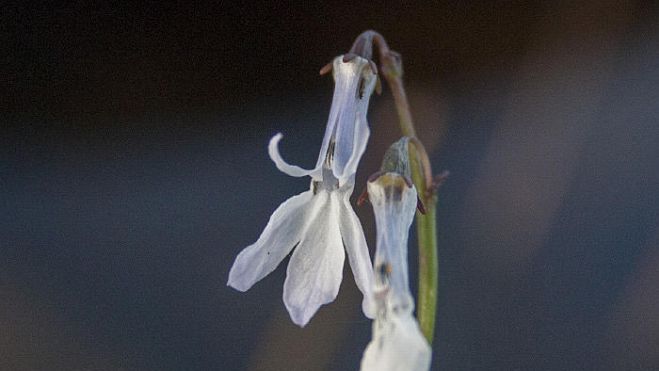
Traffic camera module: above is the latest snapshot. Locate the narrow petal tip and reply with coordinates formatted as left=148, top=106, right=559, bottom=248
left=226, top=279, right=249, bottom=292
left=287, top=305, right=315, bottom=327
left=268, top=133, right=317, bottom=178
left=362, top=296, right=376, bottom=319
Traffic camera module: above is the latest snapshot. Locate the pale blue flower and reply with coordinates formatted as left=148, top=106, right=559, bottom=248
left=228, top=55, right=377, bottom=326
left=361, top=168, right=431, bottom=371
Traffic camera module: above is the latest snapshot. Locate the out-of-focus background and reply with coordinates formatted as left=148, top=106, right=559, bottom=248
left=3, top=1, right=659, bottom=370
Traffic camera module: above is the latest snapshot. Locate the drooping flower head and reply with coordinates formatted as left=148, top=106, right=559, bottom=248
left=227, top=51, right=378, bottom=327
left=269, top=54, right=377, bottom=184
left=361, top=138, right=431, bottom=371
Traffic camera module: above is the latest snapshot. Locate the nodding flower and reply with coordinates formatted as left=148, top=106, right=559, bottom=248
left=268, top=54, right=377, bottom=185
left=227, top=55, right=377, bottom=327
left=360, top=138, right=431, bottom=371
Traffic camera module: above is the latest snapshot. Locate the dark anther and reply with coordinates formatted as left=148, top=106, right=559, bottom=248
left=358, top=78, right=365, bottom=99
left=324, top=140, right=336, bottom=166
left=377, top=262, right=392, bottom=278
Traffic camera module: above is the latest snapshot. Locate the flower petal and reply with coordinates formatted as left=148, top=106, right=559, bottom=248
left=313, top=65, right=341, bottom=172
left=360, top=313, right=431, bottom=371
left=227, top=190, right=313, bottom=292
left=268, top=133, right=320, bottom=178
left=337, top=114, right=370, bottom=182
left=338, top=192, right=376, bottom=319
left=332, top=57, right=377, bottom=181
left=368, top=174, right=418, bottom=303
left=283, top=191, right=345, bottom=326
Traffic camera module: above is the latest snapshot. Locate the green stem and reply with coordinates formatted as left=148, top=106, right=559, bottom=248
left=373, top=33, right=439, bottom=343
left=415, top=195, right=438, bottom=342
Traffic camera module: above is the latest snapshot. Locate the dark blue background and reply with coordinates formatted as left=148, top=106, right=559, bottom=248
left=3, top=1, right=659, bottom=370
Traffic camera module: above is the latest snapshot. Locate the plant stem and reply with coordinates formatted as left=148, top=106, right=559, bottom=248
left=370, top=31, right=439, bottom=343
left=415, top=193, right=438, bottom=343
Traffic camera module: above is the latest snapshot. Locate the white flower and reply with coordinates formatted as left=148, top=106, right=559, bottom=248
left=227, top=55, right=377, bottom=327
left=360, top=171, right=431, bottom=371
left=361, top=313, right=431, bottom=371
left=268, top=55, right=376, bottom=184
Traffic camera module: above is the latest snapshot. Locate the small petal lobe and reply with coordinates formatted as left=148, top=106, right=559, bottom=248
left=283, top=192, right=345, bottom=326
left=338, top=194, right=376, bottom=319
left=268, top=133, right=319, bottom=178
left=227, top=191, right=313, bottom=292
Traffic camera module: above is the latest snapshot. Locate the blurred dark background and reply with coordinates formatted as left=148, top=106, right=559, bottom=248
left=3, top=1, right=659, bottom=370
